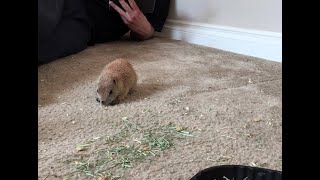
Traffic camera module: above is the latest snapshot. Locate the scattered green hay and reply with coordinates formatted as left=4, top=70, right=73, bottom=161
left=66, top=119, right=194, bottom=179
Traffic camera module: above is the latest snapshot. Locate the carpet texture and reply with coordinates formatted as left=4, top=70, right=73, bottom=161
left=38, top=37, right=282, bottom=180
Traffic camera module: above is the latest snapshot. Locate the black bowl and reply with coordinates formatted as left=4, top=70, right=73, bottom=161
left=190, top=165, right=282, bottom=180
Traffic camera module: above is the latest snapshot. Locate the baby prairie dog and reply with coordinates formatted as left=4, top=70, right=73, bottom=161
left=96, top=58, right=137, bottom=105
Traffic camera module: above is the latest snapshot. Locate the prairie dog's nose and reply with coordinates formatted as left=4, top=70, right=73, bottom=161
left=96, top=98, right=106, bottom=104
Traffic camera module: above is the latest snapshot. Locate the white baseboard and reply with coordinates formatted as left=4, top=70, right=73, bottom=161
left=155, top=19, right=282, bottom=62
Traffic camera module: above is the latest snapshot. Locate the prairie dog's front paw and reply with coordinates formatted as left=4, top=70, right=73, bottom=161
left=110, top=98, right=120, bottom=105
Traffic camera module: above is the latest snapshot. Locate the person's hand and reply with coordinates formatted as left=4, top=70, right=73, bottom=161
left=109, top=0, right=154, bottom=40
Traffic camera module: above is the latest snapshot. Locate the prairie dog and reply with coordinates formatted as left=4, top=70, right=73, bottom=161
left=96, top=58, right=137, bottom=105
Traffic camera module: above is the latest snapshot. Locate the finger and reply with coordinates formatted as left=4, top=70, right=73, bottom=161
left=109, top=1, right=129, bottom=18
left=120, top=15, right=129, bottom=25
left=118, top=0, right=133, bottom=14
left=128, top=0, right=139, bottom=11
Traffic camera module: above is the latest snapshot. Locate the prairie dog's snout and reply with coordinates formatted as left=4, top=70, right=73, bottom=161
left=96, top=58, right=137, bottom=105
left=96, top=76, right=118, bottom=105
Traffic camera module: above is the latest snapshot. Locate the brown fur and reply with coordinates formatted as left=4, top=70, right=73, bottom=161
left=96, top=58, right=137, bottom=105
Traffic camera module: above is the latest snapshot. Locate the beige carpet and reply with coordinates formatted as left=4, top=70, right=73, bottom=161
left=38, top=37, right=282, bottom=180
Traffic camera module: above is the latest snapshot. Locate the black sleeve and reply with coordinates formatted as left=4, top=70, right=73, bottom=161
left=38, top=0, right=65, bottom=40
left=144, top=0, right=170, bottom=32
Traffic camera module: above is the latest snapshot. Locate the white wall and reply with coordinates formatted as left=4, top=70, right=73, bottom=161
left=156, top=0, right=282, bottom=62
left=168, top=0, right=282, bottom=33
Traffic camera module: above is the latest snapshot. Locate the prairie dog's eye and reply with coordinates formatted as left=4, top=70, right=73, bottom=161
left=109, top=90, right=113, bottom=95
